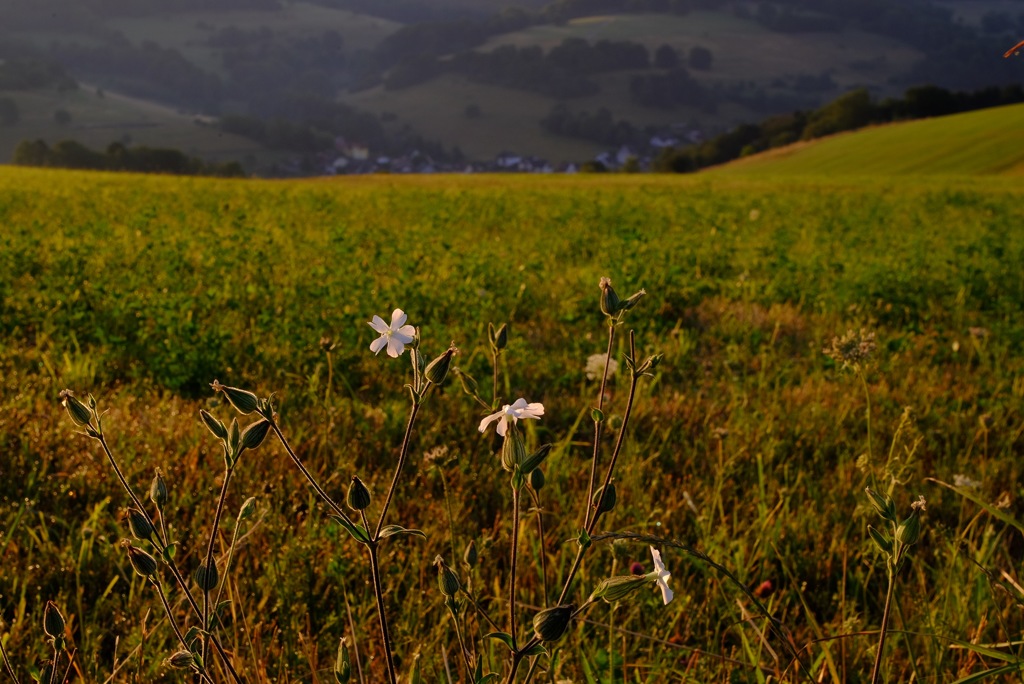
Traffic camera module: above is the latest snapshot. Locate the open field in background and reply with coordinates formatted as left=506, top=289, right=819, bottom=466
left=0, top=166, right=1023, bottom=682
left=0, top=88, right=276, bottom=166
left=716, top=102, right=1024, bottom=177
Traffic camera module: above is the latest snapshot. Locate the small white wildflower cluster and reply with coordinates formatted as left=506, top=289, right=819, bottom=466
left=585, top=353, right=618, bottom=381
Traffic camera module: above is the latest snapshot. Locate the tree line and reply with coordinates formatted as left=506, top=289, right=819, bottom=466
left=11, top=139, right=245, bottom=177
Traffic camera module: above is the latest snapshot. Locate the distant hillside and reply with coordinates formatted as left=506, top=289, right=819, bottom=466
left=711, top=102, right=1024, bottom=177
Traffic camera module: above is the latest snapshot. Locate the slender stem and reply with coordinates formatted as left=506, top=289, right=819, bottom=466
left=98, top=436, right=160, bottom=537
left=492, top=351, right=499, bottom=408
left=367, top=546, right=398, bottom=684
left=505, top=652, right=525, bottom=684
left=202, top=468, right=234, bottom=666
left=373, top=399, right=424, bottom=539
left=870, top=569, right=897, bottom=684
left=0, top=631, right=18, bottom=684
left=448, top=606, right=474, bottom=677
left=439, top=468, right=458, bottom=565
left=583, top=323, right=616, bottom=528
left=325, top=350, right=334, bottom=405
left=509, top=486, right=522, bottom=651
left=462, top=587, right=503, bottom=634
left=48, top=649, right=58, bottom=684
left=860, top=371, right=874, bottom=467
left=268, top=422, right=351, bottom=523
left=529, top=489, right=549, bottom=608
left=211, top=507, right=244, bottom=630
left=152, top=580, right=215, bottom=684
left=522, top=657, right=541, bottom=684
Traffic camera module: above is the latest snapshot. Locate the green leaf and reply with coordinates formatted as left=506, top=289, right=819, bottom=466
left=928, top=478, right=1024, bottom=537
left=475, top=675, right=500, bottom=684
left=482, top=631, right=515, bottom=652
left=182, top=626, right=206, bottom=652
left=951, top=662, right=1023, bottom=683
left=378, top=525, right=426, bottom=541
left=520, top=444, right=553, bottom=475
left=163, top=543, right=178, bottom=561
left=329, top=515, right=370, bottom=544
left=522, top=643, right=548, bottom=657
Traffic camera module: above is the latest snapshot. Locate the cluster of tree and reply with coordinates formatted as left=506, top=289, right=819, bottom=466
left=210, top=27, right=347, bottom=102
left=11, top=139, right=245, bottom=176
left=50, top=37, right=222, bottom=110
left=540, top=104, right=642, bottom=146
left=655, top=84, right=1024, bottom=172
left=629, top=67, right=711, bottom=110
left=0, top=57, right=77, bottom=91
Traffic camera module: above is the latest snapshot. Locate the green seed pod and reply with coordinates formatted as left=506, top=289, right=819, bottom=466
left=199, top=409, right=229, bottom=441
left=500, top=425, right=527, bottom=473
left=532, top=604, right=575, bottom=642
left=599, top=277, right=621, bottom=317
left=463, top=540, right=478, bottom=568
left=211, top=380, right=260, bottom=415
left=434, top=555, right=461, bottom=598
left=60, top=390, right=94, bottom=429
left=227, top=418, right=240, bottom=457
left=618, top=288, right=647, bottom=313
left=127, top=508, right=155, bottom=541
left=239, top=419, right=271, bottom=452
left=346, top=476, right=372, bottom=511
left=194, top=560, right=219, bottom=592
left=895, top=511, right=922, bottom=547
left=593, top=482, right=617, bottom=513
left=590, top=575, right=649, bottom=604
left=455, top=368, right=479, bottom=397
left=425, top=344, right=458, bottom=385
left=43, top=601, right=65, bottom=641
left=166, top=650, right=195, bottom=670
left=150, top=469, right=168, bottom=509
left=867, top=525, right=892, bottom=555
left=334, top=638, right=351, bottom=684
left=125, top=543, right=158, bottom=578
left=529, top=467, right=546, bottom=492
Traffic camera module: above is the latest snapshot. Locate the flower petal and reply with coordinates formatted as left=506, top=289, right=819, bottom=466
left=392, top=329, right=415, bottom=345
left=478, top=412, right=503, bottom=433
left=368, top=315, right=389, bottom=334
left=509, top=397, right=529, bottom=412
left=650, top=547, right=665, bottom=572
left=387, top=336, right=405, bottom=358
left=397, top=324, right=415, bottom=339
left=496, top=416, right=509, bottom=437
left=391, top=309, right=407, bottom=328
left=520, top=402, right=545, bottom=419
left=658, top=577, right=674, bottom=605
left=370, top=336, right=387, bottom=355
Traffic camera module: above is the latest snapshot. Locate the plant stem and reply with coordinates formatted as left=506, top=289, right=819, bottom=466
left=0, top=631, right=18, bottom=684
left=268, top=422, right=351, bottom=522
left=48, top=649, right=57, bottom=684
left=509, top=485, right=522, bottom=651
left=492, top=351, right=500, bottom=408
left=448, top=605, right=474, bottom=677
left=373, top=398, right=424, bottom=539
left=870, top=569, right=896, bottom=684
left=202, top=467, right=234, bottom=667
left=439, top=468, right=458, bottom=565
left=529, top=488, right=549, bottom=607
left=860, top=371, right=874, bottom=469
left=152, top=580, right=214, bottom=684
left=367, top=546, right=398, bottom=684
left=584, top=322, right=616, bottom=528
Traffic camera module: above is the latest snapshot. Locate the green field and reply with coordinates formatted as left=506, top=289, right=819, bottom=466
left=1, top=155, right=1023, bottom=683
left=716, top=102, right=1024, bottom=177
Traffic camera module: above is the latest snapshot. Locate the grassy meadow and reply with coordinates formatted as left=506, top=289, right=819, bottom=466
left=0, top=162, right=1023, bottom=682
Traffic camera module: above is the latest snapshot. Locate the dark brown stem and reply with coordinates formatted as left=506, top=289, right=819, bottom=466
left=202, top=467, right=234, bottom=666
left=509, top=486, right=521, bottom=651
left=367, top=546, right=398, bottom=684
left=152, top=580, right=215, bottom=684
left=870, top=569, right=896, bottom=684
left=268, top=422, right=351, bottom=523
left=373, top=398, right=423, bottom=539
left=0, top=629, right=18, bottom=684
left=529, top=489, right=549, bottom=607
left=583, top=323, right=616, bottom=528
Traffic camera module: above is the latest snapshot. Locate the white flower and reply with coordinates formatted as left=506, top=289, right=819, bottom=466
left=478, top=398, right=544, bottom=437
left=585, top=353, right=618, bottom=381
left=368, top=309, right=415, bottom=358
left=649, top=546, right=673, bottom=605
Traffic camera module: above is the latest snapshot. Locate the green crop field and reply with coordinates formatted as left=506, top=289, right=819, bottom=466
left=716, top=102, right=1024, bottom=177
left=1, top=154, right=1023, bottom=683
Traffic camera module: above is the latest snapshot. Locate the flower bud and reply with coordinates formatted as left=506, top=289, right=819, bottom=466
left=455, top=368, right=479, bottom=397
left=592, top=482, right=617, bottom=513
left=599, top=277, right=621, bottom=317
left=635, top=354, right=663, bottom=376
left=210, top=380, right=260, bottom=415
left=500, top=425, right=527, bottom=473
left=434, top=555, right=461, bottom=597
left=166, top=650, right=196, bottom=670
left=590, top=575, right=648, bottom=604
left=618, top=288, right=647, bottom=313
left=334, top=638, right=351, bottom=684
left=199, top=409, right=229, bottom=441
left=867, top=525, right=892, bottom=555
left=239, top=419, right=271, bottom=452
left=150, top=469, right=168, bottom=509
left=346, top=476, right=372, bottom=511
left=895, top=511, right=922, bottom=547
left=227, top=418, right=240, bottom=457
left=43, top=601, right=65, bottom=641
left=532, top=604, right=574, bottom=642
left=865, top=487, right=896, bottom=522
left=463, top=540, right=478, bottom=568
left=194, top=559, right=219, bottom=592
left=60, top=389, right=95, bottom=429
left=127, top=508, right=155, bottom=541
left=425, top=344, right=458, bottom=385
left=529, top=467, right=546, bottom=492
left=125, top=542, right=158, bottom=578
left=238, top=496, right=257, bottom=521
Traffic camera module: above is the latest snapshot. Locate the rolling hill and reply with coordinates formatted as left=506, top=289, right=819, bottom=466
left=711, top=101, right=1024, bottom=177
